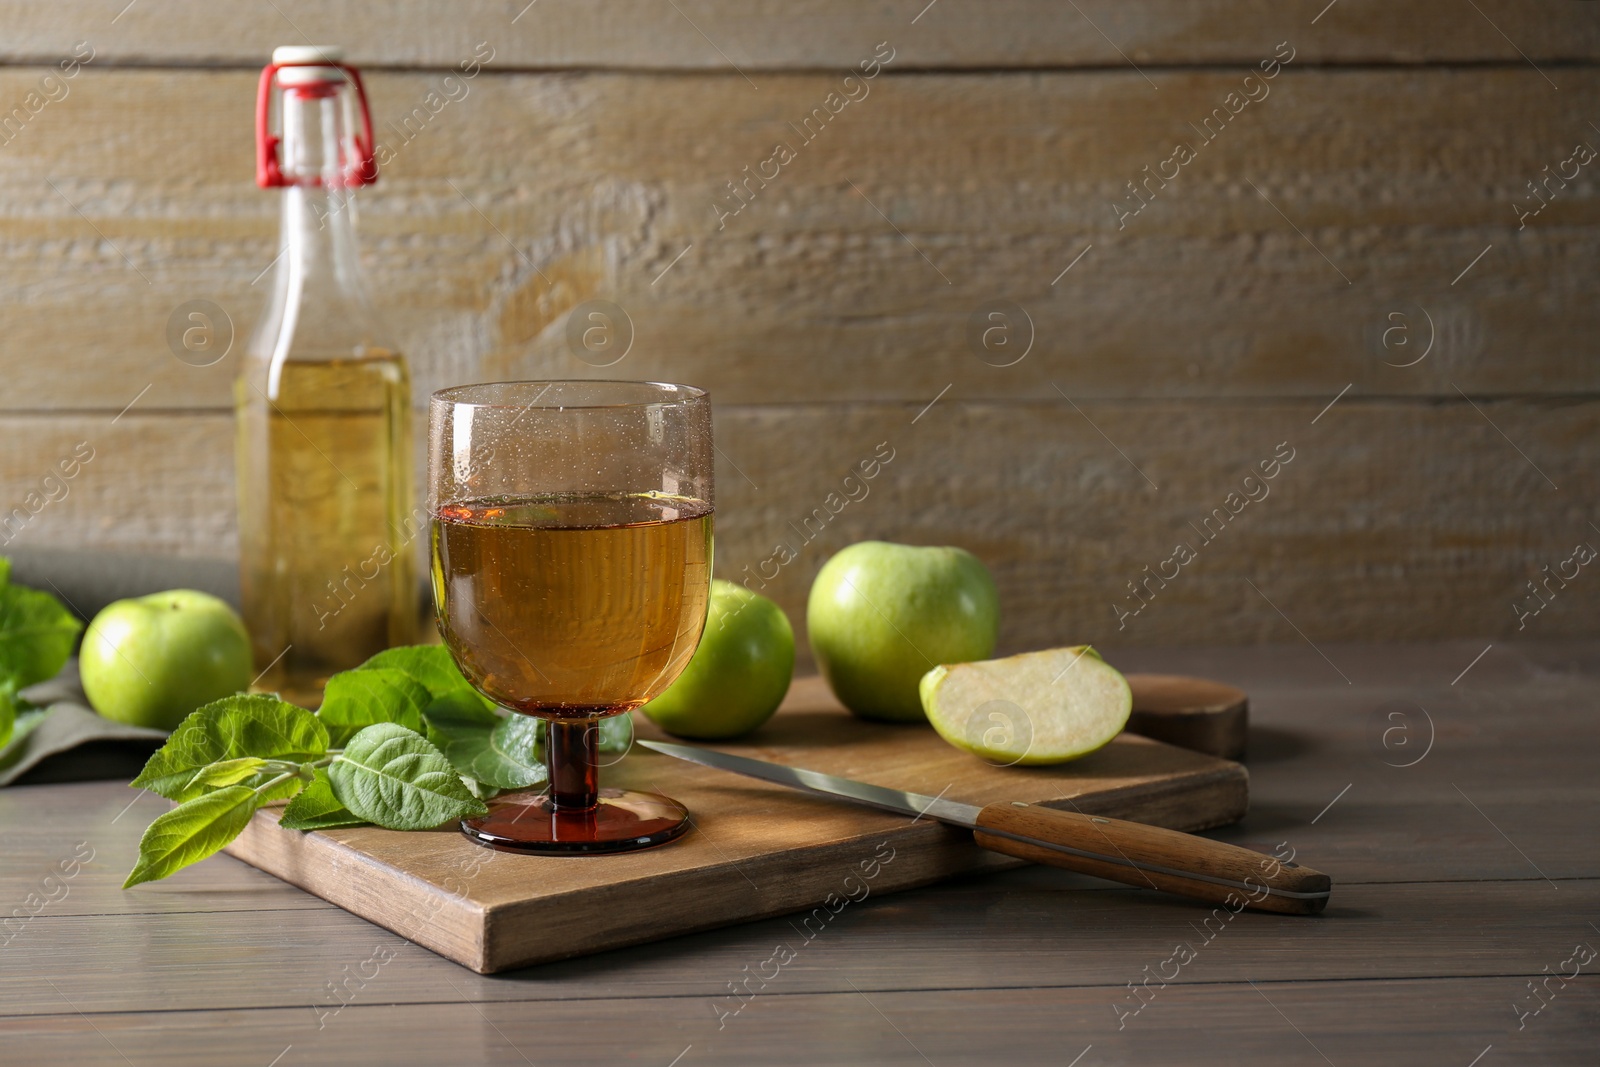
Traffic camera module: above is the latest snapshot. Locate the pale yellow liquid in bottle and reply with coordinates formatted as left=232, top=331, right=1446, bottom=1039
left=235, top=353, right=417, bottom=707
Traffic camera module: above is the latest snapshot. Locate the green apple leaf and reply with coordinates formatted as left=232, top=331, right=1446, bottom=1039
left=0, top=680, right=16, bottom=751
left=132, top=694, right=327, bottom=802
left=123, top=783, right=267, bottom=888
left=253, top=773, right=305, bottom=805
left=426, top=693, right=545, bottom=790
left=183, top=756, right=269, bottom=792
left=424, top=688, right=500, bottom=733
left=279, top=768, right=368, bottom=831
left=597, top=712, right=633, bottom=755
left=317, top=668, right=430, bottom=748
left=489, top=710, right=543, bottom=756
left=0, top=583, right=83, bottom=690
left=355, top=645, right=491, bottom=709
left=328, top=723, right=486, bottom=831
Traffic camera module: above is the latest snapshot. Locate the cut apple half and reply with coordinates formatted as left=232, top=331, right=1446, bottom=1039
left=919, top=646, right=1133, bottom=766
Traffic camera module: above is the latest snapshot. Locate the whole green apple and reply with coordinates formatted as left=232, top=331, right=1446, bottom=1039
left=807, top=541, right=999, bottom=722
left=80, top=590, right=254, bottom=731
left=642, top=580, right=794, bottom=739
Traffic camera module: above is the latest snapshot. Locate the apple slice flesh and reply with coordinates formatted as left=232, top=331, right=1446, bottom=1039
left=919, top=646, right=1133, bottom=765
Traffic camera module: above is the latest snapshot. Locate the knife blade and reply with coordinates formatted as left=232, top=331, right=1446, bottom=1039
left=639, top=738, right=1331, bottom=915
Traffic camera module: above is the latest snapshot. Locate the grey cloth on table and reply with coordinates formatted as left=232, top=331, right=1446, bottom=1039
left=0, top=662, right=167, bottom=786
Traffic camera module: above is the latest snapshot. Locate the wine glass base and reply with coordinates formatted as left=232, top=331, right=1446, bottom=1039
left=459, top=788, right=691, bottom=854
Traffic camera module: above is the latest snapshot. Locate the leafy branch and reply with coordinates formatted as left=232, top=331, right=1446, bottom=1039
left=121, top=644, right=633, bottom=888
left=0, top=556, right=84, bottom=750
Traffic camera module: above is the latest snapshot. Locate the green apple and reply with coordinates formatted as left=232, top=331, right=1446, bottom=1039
left=807, top=541, right=999, bottom=722
left=641, top=580, right=794, bottom=739
left=921, top=646, right=1132, bottom=765
left=80, top=590, right=254, bottom=731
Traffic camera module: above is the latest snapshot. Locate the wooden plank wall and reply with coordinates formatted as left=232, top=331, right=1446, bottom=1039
left=0, top=1, right=1595, bottom=656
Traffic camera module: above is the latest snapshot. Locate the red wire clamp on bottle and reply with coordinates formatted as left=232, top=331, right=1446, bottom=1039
left=255, top=46, right=377, bottom=189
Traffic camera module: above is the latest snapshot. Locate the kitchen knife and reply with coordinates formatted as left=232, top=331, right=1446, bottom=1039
left=639, top=739, right=1330, bottom=915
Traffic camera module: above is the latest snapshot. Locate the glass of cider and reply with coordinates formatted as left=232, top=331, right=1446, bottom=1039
left=429, top=381, right=713, bottom=853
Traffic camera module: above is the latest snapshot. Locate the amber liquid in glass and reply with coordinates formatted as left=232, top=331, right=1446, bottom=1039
left=431, top=492, right=713, bottom=718
left=236, top=354, right=416, bottom=705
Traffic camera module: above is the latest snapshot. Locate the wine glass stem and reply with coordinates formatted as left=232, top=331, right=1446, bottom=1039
left=545, top=719, right=601, bottom=811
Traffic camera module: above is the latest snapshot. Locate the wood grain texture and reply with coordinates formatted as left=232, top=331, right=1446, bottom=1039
left=0, top=67, right=1593, bottom=410
left=1107, top=640, right=1600, bottom=891
left=221, top=675, right=1246, bottom=972
left=1125, top=673, right=1249, bottom=758
left=0, top=784, right=326, bottom=918
left=0, top=396, right=1593, bottom=650
left=5, top=868, right=1596, bottom=1014
left=0, top=1, right=1592, bottom=70
left=2, top=974, right=1594, bottom=1065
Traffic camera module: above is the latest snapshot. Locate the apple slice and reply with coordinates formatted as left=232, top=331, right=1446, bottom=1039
left=919, top=646, right=1132, bottom=765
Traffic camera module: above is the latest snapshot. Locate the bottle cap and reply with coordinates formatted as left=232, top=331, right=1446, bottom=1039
left=257, top=46, right=377, bottom=188
left=272, top=45, right=347, bottom=87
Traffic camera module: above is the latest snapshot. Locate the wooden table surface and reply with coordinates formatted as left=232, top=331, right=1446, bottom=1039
left=2, top=639, right=1596, bottom=1065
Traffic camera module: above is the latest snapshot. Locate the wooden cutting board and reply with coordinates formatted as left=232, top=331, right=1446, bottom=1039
left=224, top=675, right=1249, bottom=973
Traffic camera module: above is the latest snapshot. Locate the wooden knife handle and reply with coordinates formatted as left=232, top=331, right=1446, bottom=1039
left=972, top=802, right=1330, bottom=915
